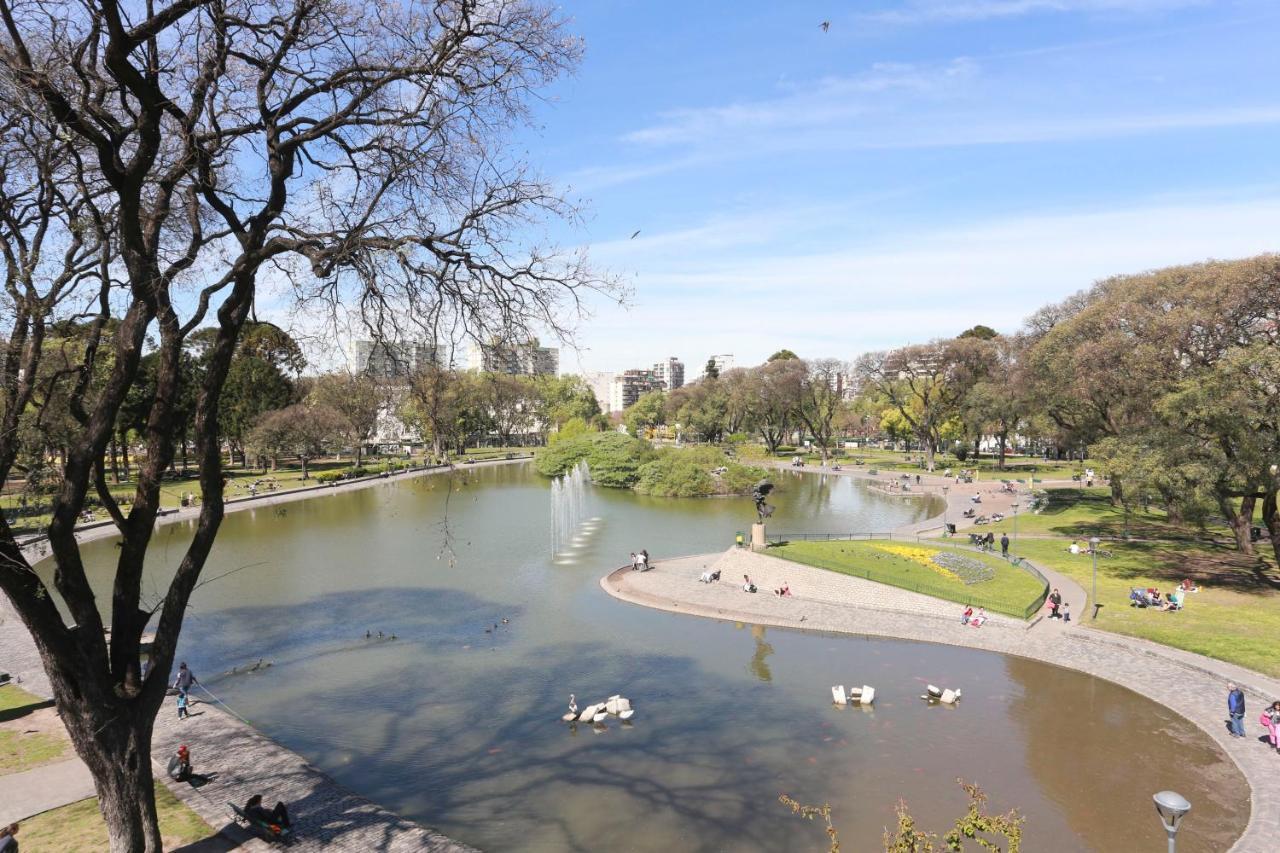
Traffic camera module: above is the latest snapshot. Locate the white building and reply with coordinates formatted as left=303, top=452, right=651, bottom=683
left=353, top=340, right=441, bottom=381
left=652, top=357, right=685, bottom=390
left=467, top=338, right=559, bottom=376
left=704, top=353, right=734, bottom=378
left=584, top=371, right=616, bottom=413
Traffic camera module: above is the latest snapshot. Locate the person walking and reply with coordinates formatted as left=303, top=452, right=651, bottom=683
left=1260, top=700, right=1280, bottom=752
left=173, top=661, right=197, bottom=693
left=1227, top=683, right=1246, bottom=737
left=176, top=690, right=189, bottom=720
left=1000, top=533, right=1009, bottom=558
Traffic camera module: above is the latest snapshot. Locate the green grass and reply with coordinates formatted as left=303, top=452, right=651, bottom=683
left=768, top=539, right=1047, bottom=618
left=986, top=487, right=1198, bottom=541
left=0, top=684, right=66, bottom=774
left=775, top=446, right=1094, bottom=480
left=1, top=448, right=533, bottom=533
left=17, top=779, right=213, bottom=851
left=970, top=488, right=1280, bottom=676
left=1000, top=536, right=1280, bottom=676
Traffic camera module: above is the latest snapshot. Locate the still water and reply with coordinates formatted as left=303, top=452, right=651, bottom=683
left=63, top=464, right=1246, bottom=851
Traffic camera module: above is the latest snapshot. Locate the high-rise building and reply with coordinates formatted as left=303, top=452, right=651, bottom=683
left=467, top=338, right=559, bottom=376
left=353, top=340, right=440, bottom=381
left=703, top=353, right=734, bottom=378
left=609, top=369, right=663, bottom=413
left=583, top=371, right=616, bottom=413
left=652, top=357, right=685, bottom=390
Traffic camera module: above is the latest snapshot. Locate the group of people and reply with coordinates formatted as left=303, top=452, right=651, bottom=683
left=1227, top=683, right=1280, bottom=753
left=1047, top=588, right=1070, bottom=621
left=960, top=606, right=988, bottom=627
left=629, top=550, right=650, bottom=571
left=1129, top=580, right=1196, bottom=611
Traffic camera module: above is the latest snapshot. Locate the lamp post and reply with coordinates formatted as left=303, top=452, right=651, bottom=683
left=942, top=485, right=950, bottom=534
left=1010, top=502, right=1019, bottom=560
left=1090, top=536, right=1101, bottom=619
left=1153, top=790, right=1190, bottom=853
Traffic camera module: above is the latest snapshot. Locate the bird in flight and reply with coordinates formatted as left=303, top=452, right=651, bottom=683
left=630, top=229, right=641, bottom=239
left=820, top=21, right=830, bottom=32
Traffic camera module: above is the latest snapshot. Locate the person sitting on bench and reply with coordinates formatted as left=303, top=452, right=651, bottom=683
left=245, top=794, right=291, bottom=831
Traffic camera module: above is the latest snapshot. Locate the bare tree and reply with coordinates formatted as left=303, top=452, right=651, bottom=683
left=0, top=1, right=612, bottom=849
left=794, top=358, right=847, bottom=464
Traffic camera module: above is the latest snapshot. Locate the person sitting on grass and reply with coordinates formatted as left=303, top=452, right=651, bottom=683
left=245, top=794, right=291, bottom=831
left=1180, top=578, right=1200, bottom=593
left=0, top=822, right=18, bottom=852
left=1068, top=540, right=1081, bottom=555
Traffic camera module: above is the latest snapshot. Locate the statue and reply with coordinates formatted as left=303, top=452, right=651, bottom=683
left=752, top=480, right=775, bottom=522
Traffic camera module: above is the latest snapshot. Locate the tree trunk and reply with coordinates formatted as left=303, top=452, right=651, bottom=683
left=996, top=430, right=1008, bottom=470
left=180, top=433, right=188, bottom=474
left=46, top=664, right=165, bottom=853
left=301, top=455, right=310, bottom=480
left=1219, top=493, right=1256, bottom=555
left=1263, top=488, right=1279, bottom=569
left=924, top=440, right=936, bottom=472
left=119, top=429, right=131, bottom=481
left=109, top=437, right=120, bottom=484
left=354, top=442, right=363, bottom=469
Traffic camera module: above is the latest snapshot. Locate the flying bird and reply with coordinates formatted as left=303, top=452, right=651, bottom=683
left=630, top=229, right=641, bottom=239
left=820, top=21, right=830, bottom=32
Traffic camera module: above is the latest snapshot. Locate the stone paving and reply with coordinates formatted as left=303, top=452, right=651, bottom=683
left=603, top=547, right=1280, bottom=853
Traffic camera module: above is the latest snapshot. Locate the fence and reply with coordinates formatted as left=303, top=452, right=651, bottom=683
left=763, top=532, right=1051, bottom=620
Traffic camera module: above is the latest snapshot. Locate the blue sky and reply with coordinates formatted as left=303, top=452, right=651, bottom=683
left=519, top=0, right=1280, bottom=375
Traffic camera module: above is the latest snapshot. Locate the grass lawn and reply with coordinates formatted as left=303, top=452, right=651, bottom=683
left=989, top=487, right=1199, bottom=541
left=764, top=445, right=1094, bottom=480
left=2, top=447, right=533, bottom=534
left=18, top=780, right=214, bottom=852
left=768, top=539, right=1047, bottom=618
left=974, top=489, right=1280, bottom=677
left=0, top=684, right=66, bottom=775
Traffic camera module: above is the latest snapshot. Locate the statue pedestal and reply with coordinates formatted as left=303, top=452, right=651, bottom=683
left=751, top=522, right=766, bottom=551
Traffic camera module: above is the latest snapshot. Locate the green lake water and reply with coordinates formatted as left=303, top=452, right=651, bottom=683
left=60, top=463, right=1247, bottom=852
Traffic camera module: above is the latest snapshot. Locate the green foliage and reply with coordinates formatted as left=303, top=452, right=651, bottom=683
left=768, top=349, right=800, bottom=361
left=535, top=431, right=653, bottom=487
left=548, top=416, right=595, bottom=446
left=778, top=795, right=839, bottom=852
left=884, top=779, right=1024, bottom=852
left=624, top=390, right=667, bottom=437
left=634, top=446, right=764, bottom=497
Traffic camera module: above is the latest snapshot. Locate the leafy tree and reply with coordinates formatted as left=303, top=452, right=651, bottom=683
left=247, top=403, right=344, bottom=479
left=768, top=349, right=800, bottom=361
left=671, top=379, right=729, bottom=443
left=310, top=373, right=386, bottom=468
left=958, top=324, right=998, bottom=340
left=537, top=375, right=602, bottom=433
left=704, top=357, right=720, bottom=380
left=624, top=390, right=667, bottom=437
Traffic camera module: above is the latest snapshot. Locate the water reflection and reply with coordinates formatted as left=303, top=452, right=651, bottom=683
left=55, top=463, right=1246, bottom=852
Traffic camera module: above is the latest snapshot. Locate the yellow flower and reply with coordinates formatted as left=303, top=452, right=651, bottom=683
left=870, top=543, right=960, bottom=582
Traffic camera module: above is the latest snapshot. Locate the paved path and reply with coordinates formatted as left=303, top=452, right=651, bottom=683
left=604, top=548, right=1280, bottom=853
left=0, top=758, right=95, bottom=825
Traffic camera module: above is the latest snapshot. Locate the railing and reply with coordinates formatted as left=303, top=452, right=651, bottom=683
left=765, top=531, right=898, bottom=543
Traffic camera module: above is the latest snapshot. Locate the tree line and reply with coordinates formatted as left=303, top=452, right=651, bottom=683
left=621, top=256, right=1280, bottom=565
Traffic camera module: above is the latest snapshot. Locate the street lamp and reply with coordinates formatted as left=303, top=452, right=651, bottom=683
left=942, top=485, right=950, bottom=534
left=1010, top=502, right=1019, bottom=560
left=1153, top=791, right=1191, bottom=853
left=1090, top=536, right=1101, bottom=619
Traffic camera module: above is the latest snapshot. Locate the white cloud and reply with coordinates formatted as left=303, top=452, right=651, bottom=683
left=622, top=60, right=979, bottom=148
left=570, top=195, right=1280, bottom=370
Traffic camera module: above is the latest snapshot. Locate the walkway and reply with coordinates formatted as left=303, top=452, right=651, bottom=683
left=0, top=758, right=95, bottom=825
left=603, top=548, right=1280, bottom=853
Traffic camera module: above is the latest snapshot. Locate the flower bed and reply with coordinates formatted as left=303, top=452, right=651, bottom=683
left=930, top=551, right=996, bottom=585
